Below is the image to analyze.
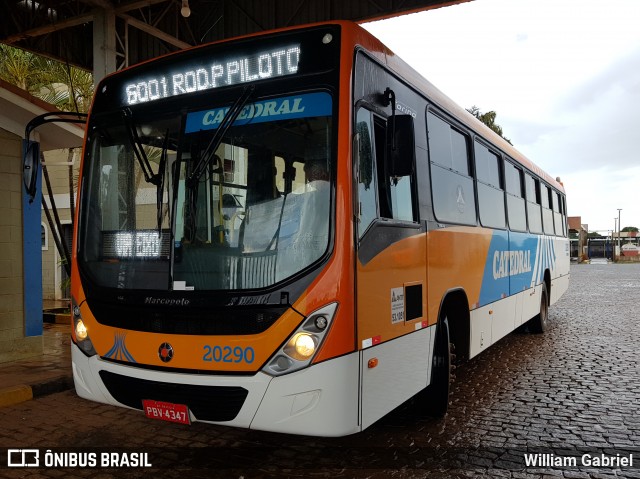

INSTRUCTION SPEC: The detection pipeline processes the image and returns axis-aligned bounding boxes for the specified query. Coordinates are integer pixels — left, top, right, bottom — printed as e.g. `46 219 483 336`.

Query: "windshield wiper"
156 128 169 231
122 108 162 186
122 109 169 233
187 85 254 188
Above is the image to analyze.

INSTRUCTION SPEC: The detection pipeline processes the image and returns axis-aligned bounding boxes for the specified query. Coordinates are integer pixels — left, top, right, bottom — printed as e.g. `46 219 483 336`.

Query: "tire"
424 316 452 417
530 282 549 333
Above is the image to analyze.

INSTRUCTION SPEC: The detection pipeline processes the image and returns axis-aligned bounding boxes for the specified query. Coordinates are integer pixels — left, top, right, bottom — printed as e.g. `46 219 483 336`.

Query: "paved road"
1 263 640 478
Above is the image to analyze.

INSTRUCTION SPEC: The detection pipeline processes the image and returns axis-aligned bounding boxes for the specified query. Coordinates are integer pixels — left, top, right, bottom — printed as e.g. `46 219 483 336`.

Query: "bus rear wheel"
530 282 549 333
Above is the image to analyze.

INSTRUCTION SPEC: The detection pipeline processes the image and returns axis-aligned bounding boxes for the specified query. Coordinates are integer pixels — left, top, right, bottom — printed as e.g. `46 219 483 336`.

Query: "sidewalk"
0 316 73 407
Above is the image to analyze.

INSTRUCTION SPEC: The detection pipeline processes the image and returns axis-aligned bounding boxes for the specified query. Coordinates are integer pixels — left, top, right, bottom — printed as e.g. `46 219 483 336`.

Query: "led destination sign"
124 45 301 105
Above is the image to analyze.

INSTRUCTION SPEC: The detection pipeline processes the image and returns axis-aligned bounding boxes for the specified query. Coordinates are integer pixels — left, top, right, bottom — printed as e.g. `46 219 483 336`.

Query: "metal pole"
618 208 622 260
614 218 617 261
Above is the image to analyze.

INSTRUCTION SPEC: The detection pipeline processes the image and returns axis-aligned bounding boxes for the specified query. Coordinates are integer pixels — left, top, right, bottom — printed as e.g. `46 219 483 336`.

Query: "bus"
70 21 570 437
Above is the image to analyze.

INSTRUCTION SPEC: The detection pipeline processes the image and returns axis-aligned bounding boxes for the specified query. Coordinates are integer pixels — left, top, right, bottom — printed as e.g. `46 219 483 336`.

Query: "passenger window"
474 142 501 188
428 112 470 175
427 111 476 225
505 161 522 196
552 190 564 237
541 184 555 235
474 141 505 229
540 184 550 208
561 195 568 237
504 161 527 232
525 173 543 234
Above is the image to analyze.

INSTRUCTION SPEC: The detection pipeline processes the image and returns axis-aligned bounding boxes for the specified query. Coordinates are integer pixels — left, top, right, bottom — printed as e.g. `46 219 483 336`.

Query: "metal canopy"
0 0 470 73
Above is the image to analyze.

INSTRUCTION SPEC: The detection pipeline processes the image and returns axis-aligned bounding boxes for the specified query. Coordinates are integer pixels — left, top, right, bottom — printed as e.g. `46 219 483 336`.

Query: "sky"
364 0 640 234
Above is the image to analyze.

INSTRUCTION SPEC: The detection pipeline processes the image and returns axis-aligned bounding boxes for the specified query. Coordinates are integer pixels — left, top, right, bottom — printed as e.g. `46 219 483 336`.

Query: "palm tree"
0 44 94 113
37 58 94 113
0 44 43 92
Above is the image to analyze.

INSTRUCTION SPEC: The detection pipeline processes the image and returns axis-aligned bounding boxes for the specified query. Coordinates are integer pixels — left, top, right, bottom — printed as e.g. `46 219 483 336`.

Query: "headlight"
286 333 317 361
263 303 337 376
75 319 88 340
72 298 97 357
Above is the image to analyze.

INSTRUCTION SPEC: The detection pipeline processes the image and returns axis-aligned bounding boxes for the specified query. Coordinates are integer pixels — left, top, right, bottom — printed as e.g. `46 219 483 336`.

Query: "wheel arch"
436 288 471 362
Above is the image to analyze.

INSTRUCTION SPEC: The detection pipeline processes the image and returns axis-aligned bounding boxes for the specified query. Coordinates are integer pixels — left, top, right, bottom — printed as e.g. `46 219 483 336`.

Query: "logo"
144 297 190 306
456 185 466 213
396 101 417 118
158 343 174 363
7 449 39 467
104 332 137 363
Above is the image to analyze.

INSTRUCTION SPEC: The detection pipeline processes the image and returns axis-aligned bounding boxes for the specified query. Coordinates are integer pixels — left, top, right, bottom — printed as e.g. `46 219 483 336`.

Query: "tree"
0 44 46 93
466 106 512 145
621 226 639 233
38 59 94 113
0 44 93 113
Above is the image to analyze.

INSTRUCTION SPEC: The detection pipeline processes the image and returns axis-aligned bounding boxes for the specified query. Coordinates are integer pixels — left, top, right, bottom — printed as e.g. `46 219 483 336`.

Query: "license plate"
142 399 191 425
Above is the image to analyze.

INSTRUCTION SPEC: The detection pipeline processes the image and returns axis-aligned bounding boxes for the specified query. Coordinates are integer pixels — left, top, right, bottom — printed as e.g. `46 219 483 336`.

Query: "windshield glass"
80 91 333 291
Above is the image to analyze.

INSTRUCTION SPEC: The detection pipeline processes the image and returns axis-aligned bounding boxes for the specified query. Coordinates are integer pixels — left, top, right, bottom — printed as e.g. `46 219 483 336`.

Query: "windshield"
80 91 333 291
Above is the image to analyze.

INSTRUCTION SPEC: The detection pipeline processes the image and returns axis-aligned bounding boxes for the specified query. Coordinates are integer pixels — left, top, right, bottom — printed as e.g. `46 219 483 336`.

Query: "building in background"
0 79 82 362
568 216 588 262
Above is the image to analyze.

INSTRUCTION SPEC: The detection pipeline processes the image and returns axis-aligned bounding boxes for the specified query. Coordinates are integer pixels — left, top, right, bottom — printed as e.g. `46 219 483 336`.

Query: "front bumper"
72 342 360 436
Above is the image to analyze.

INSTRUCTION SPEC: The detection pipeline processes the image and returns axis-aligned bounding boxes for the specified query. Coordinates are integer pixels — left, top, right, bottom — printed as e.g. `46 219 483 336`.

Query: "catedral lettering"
493 249 532 279
71 22 569 437
202 97 305 126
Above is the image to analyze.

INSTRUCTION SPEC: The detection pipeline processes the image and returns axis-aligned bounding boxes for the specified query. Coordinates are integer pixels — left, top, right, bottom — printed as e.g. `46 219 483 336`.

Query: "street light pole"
614 218 618 261
618 208 622 260
609 230 613 260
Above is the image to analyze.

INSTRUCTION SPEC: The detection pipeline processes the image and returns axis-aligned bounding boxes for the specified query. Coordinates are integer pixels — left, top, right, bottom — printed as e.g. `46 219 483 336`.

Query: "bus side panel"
469 293 518 358
551 273 570 305
522 283 543 324
550 237 570 305
427 226 494 323
360 326 434 430
356 232 427 346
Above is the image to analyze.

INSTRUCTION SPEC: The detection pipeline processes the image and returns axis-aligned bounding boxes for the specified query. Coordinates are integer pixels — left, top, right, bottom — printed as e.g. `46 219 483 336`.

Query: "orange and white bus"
71 21 569 436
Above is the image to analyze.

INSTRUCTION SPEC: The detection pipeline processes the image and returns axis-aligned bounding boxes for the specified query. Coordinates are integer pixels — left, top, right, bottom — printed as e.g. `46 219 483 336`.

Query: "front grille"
99 371 248 422
89 299 286 335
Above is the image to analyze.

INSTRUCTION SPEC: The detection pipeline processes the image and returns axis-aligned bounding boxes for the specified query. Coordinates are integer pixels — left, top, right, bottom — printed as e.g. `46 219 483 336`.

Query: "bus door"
353 101 430 429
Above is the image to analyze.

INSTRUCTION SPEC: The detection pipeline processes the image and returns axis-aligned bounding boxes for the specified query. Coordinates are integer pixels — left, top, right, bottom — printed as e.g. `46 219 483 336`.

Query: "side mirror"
387 114 415 178
23 140 40 203
22 111 87 203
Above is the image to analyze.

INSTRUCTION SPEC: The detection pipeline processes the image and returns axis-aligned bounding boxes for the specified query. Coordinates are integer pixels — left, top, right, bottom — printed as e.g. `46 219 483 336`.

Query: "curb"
0 376 74 408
